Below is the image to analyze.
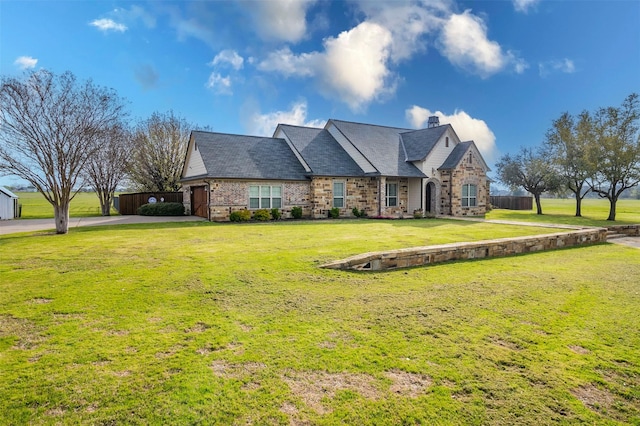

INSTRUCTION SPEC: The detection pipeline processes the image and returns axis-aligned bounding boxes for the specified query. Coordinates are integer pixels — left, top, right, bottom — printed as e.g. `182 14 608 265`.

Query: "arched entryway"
425 180 438 215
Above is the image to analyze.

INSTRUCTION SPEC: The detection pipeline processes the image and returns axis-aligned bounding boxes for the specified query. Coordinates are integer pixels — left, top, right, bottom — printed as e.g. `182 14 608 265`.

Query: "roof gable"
186 131 309 181
277 124 365 177
0 186 18 199
438 141 490 171
400 125 450 162
327 120 425 178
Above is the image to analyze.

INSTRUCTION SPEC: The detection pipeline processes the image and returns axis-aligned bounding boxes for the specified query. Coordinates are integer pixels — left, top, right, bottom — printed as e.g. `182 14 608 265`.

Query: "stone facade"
440 150 489 216
322 228 608 271
183 179 311 221
309 176 411 218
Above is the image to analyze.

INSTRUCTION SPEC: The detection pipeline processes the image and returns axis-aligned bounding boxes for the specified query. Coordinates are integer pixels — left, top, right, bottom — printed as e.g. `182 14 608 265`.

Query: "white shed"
0 187 19 220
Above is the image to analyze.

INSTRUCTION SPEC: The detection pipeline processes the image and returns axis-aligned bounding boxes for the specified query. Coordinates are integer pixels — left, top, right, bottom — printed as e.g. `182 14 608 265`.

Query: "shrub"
291 206 303 219
352 207 367 218
413 209 424 219
137 202 185 216
253 209 271 221
329 207 340 219
271 208 281 220
229 209 251 222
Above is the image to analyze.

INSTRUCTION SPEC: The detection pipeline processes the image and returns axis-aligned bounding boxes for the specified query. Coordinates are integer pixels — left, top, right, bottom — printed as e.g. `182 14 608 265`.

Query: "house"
0 186 19 220
180 117 490 221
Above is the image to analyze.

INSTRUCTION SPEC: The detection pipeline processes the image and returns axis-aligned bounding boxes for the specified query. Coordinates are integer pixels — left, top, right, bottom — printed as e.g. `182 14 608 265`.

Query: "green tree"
587 93 640 221
544 111 593 217
0 70 127 233
495 147 563 215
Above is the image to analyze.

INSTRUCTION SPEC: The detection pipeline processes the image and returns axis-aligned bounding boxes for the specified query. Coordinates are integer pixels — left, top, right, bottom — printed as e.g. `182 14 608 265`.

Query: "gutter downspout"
378 177 382 217
204 180 212 220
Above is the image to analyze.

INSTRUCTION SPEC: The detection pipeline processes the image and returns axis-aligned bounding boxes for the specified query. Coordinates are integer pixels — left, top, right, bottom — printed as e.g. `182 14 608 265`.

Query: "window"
462 184 477 207
333 182 344 208
249 185 282 209
445 137 449 148
386 182 398 207
468 152 473 164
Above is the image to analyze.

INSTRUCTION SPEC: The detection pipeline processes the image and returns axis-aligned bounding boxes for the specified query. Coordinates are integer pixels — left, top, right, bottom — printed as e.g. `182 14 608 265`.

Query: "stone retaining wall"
322 228 607 271
607 225 640 236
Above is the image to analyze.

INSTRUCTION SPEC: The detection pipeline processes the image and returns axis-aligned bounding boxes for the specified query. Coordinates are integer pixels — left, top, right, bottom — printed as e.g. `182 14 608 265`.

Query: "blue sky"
1 0 639 187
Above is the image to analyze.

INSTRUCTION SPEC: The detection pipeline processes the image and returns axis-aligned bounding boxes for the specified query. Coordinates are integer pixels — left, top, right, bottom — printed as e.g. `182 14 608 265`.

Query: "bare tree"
84 124 131 216
128 111 191 192
0 70 127 233
587 93 640 221
495 147 563 215
544 111 593 217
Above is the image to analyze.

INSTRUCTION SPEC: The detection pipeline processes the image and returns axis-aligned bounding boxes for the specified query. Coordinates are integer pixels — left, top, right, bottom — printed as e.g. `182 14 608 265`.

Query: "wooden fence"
490 195 533 211
116 192 183 215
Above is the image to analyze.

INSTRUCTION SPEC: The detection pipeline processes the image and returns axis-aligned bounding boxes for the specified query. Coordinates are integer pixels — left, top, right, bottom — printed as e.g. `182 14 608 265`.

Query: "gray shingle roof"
400 125 450 161
191 131 309 180
329 120 426 178
438 141 474 170
278 125 365 176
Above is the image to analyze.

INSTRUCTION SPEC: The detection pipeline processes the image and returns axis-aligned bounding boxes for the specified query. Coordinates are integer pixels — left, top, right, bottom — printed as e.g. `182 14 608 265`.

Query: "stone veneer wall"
321 228 607 271
440 151 489 216
183 179 311 221
310 177 411 218
310 177 379 218
607 225 640 236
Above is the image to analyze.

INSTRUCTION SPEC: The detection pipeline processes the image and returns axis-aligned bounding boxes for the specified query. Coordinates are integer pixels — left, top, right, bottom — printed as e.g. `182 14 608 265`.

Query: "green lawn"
15 192 118 219
488 198 640 227
1 219 638 424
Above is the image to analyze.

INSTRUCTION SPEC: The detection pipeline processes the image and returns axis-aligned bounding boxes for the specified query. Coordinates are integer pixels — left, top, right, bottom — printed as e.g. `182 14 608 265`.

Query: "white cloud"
539 58 576 77
258 3 527 110
438 10 526 77
113 5 156 28
406 105 499 162
14 56 38 70
319 22 396 111
211 50 244 70
513 0 539 13
258 22 396 111
89 18 127 33
206 73 233 95
245 101 325 136
244 0 316 43
258 47 319 77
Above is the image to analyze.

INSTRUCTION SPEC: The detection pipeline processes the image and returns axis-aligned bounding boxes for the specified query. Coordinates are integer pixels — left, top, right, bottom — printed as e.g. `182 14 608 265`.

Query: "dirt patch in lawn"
572 384 614 412
385 369 432 398
210 360 266 380
568 345 590 355
0 314 47 350
282 369 432 414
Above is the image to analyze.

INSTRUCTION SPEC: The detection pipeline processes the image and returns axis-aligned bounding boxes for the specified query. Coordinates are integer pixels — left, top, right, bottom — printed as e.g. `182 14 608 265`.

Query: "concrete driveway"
0 215 206 235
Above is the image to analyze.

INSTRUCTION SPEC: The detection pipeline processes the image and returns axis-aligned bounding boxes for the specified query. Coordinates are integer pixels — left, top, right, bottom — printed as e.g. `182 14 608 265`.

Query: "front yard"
1 218 639 424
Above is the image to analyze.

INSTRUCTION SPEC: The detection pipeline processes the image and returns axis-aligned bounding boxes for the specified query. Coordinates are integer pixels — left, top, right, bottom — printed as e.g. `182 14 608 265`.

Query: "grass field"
15 192 118 219
487 198 640 227
1 214 639 424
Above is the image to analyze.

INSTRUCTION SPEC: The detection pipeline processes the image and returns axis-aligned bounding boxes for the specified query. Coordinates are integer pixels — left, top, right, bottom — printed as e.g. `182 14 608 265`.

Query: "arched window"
445 137 449 147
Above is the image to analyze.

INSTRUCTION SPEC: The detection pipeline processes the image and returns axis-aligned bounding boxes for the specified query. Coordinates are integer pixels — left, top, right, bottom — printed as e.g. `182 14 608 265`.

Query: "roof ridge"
329 118 411 131
278 123 324 131
193 129 282 140
400 124 450 135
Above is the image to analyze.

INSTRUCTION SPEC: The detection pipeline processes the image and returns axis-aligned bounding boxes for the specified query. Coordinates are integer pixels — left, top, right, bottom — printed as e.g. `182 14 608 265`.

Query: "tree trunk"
607 196 617 221
101 194 112 216
534 193 543 215
53 203 70 234
575 196 582 217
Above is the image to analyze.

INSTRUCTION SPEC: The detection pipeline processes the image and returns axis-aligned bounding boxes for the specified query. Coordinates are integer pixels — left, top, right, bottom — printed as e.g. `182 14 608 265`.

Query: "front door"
191 186 208 218
425 182 436 215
